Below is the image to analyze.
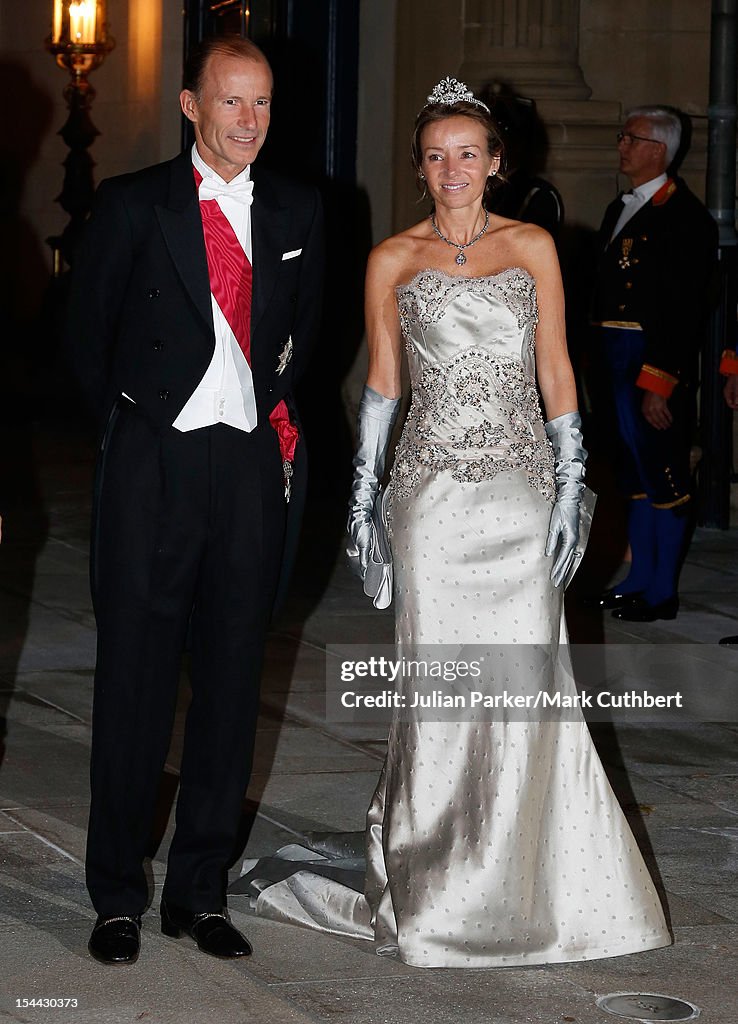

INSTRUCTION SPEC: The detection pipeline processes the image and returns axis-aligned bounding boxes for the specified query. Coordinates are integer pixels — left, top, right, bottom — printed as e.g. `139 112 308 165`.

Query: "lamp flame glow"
47 0 113 80
69 2 97 44
51 1 108 49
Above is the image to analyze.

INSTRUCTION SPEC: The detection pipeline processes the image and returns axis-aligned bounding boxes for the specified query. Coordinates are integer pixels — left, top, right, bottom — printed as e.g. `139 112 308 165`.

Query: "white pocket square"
281 249 302 261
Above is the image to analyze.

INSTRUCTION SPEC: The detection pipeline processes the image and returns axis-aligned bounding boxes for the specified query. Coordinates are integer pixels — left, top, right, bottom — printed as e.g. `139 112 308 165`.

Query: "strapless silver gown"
246 269 671 968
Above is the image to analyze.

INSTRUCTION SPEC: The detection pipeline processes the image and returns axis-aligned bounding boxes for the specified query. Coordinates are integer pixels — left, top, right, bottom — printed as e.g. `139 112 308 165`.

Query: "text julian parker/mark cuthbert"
339 689 684 710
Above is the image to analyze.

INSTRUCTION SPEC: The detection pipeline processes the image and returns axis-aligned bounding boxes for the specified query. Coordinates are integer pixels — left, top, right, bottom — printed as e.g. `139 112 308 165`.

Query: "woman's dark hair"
410 101 505 208
183 35 271 98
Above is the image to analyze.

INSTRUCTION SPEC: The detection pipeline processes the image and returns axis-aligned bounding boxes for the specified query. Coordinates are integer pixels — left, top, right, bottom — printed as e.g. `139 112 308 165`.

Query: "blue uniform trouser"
598 327 692 602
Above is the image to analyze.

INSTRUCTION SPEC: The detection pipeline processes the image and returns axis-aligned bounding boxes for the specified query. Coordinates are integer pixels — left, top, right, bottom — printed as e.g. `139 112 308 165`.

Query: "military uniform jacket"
593 177 717 397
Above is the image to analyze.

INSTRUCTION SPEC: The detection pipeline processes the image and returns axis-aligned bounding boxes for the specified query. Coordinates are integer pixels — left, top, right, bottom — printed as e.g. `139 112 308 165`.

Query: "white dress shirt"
172 145 258 433
610 172 668 242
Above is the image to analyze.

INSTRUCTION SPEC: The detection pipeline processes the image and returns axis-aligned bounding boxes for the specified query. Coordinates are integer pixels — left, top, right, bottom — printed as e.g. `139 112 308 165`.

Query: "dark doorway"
182 0 360 185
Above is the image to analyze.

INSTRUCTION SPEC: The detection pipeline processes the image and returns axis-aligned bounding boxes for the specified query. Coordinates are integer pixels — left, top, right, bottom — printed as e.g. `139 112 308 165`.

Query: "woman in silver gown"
250 78 671 968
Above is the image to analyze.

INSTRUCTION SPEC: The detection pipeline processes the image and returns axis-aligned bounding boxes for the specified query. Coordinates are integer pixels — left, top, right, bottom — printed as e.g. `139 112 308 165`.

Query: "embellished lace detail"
451 422 507 449
392 435 554 504
390 348 555 504
396 267 537 337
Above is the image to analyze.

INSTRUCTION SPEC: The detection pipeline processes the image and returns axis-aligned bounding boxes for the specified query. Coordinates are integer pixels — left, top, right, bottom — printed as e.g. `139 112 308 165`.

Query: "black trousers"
86 401 286 916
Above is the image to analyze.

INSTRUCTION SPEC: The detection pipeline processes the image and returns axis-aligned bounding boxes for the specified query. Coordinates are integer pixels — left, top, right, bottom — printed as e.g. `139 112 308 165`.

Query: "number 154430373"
15 999 79 1009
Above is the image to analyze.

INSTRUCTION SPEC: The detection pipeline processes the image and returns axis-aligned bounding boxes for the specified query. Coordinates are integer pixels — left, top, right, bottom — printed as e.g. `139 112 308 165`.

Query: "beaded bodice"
391 267 555 503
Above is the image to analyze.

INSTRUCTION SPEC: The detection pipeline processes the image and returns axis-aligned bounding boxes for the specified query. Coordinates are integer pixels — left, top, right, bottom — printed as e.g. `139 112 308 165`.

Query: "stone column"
460 0 591 99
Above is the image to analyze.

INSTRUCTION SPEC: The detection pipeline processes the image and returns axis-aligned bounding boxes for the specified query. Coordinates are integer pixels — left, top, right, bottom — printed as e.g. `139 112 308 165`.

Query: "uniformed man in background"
590 106 717 621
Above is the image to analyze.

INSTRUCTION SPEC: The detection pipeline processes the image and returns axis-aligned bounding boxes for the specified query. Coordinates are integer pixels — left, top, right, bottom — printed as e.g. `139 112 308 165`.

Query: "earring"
419 173 426 180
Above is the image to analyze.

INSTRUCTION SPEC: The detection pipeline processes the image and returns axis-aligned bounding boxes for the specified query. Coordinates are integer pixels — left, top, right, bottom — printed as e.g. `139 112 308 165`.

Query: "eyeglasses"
616 131 664 146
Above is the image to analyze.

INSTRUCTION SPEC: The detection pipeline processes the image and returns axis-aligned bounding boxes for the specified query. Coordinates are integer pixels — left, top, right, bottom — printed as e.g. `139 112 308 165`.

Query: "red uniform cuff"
719 350 738 376
636 364 677 398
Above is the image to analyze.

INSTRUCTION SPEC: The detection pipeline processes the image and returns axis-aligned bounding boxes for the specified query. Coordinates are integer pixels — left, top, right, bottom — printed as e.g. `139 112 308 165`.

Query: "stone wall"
580 1 711 115
390 0 717 235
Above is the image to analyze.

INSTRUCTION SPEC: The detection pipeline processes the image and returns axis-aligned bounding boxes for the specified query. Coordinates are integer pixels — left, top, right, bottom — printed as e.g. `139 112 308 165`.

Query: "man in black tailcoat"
65 36 323 964
591 106 716 621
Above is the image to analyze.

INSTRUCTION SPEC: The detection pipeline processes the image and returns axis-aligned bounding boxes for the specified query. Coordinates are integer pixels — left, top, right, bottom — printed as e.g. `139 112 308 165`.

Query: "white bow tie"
621 191 638 205
198 177 254 205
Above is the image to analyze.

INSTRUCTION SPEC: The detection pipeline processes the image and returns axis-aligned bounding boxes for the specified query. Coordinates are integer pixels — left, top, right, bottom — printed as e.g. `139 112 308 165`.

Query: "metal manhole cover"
597 993 700 1022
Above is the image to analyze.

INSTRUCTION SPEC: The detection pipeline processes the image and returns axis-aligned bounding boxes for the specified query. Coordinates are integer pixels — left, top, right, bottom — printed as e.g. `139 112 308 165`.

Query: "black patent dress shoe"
88 915 141 964
718 635 738 646
582 588 644 610
612 595 679 622
160 901 252 958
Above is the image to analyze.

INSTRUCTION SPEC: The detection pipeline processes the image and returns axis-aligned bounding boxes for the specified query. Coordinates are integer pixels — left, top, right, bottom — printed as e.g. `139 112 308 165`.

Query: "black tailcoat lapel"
250 169 290 335
154 152 214 338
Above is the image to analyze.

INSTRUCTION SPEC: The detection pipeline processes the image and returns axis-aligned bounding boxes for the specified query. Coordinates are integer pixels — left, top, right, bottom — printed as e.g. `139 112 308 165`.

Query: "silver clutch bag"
363 486 393 610
562 485 597 590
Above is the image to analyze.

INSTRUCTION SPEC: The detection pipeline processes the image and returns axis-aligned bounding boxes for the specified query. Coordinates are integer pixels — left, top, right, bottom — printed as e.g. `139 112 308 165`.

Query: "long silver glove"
544 411 587 588
346 385 400 579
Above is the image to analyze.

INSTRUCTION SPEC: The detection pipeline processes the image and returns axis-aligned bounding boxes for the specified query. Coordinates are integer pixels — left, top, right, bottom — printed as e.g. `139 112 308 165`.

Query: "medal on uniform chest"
619 237 634 270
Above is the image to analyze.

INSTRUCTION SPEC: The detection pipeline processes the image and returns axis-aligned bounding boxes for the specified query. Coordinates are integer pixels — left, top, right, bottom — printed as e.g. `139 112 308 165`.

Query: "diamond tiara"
424 77 490 114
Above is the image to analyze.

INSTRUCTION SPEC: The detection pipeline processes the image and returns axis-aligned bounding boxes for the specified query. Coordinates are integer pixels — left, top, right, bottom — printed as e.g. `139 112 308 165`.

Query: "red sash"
195 168 252 363
195 167 299 491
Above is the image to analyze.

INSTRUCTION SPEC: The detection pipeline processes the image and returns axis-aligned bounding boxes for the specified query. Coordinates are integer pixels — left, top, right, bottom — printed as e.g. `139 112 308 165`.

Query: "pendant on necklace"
455 251 467 266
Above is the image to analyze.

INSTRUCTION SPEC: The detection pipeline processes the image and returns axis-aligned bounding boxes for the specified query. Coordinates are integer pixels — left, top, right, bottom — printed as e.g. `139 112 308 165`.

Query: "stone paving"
1 421 737 1024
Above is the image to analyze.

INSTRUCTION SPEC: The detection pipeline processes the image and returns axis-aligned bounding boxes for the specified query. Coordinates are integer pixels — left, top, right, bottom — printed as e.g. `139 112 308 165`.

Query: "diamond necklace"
430 209 489 266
